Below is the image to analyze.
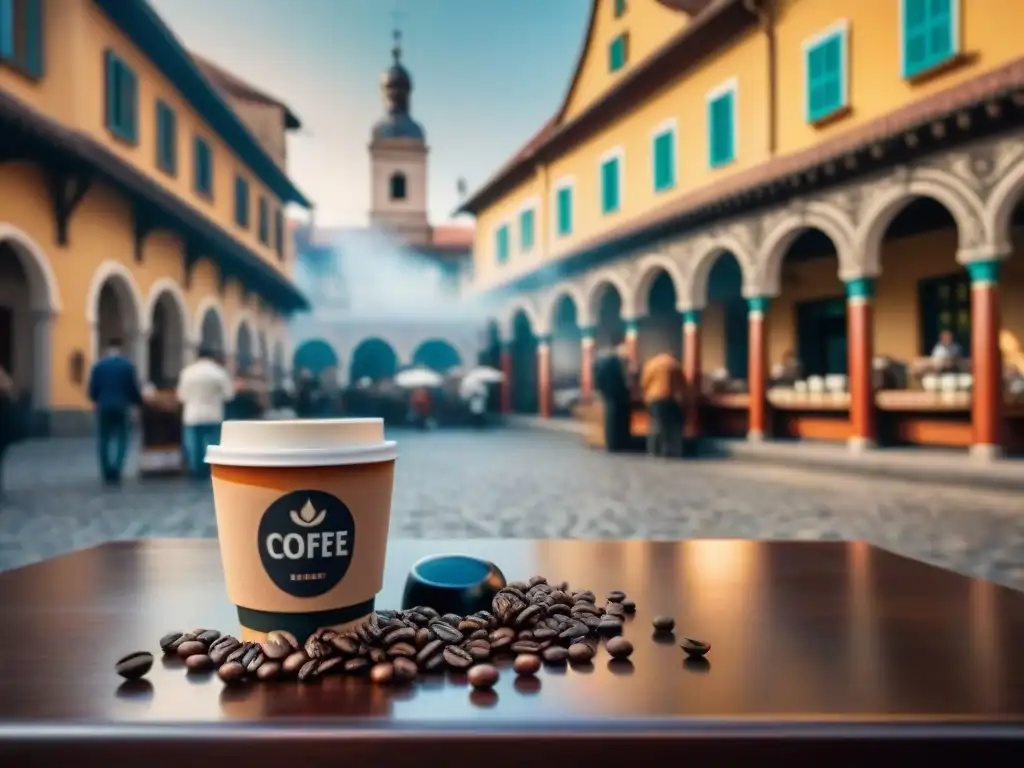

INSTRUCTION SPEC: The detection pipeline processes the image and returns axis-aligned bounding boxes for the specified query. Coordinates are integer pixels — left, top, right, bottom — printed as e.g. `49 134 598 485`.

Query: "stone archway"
349 337 399 385
0 225 61 411
293 338 340 378
87 262 143 366
145 280 188 387
235 319 255 375
197 304 227 359
510 309 538 414
411 339 462 373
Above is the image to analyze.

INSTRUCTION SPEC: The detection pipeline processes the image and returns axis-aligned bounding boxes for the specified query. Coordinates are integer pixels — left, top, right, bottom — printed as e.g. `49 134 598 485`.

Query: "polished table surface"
1 538 1023 764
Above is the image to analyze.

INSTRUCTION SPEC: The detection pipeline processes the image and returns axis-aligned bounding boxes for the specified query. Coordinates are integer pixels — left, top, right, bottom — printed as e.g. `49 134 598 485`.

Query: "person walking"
592 343 632 452
176 347 236 479
640 352 686 458
87 338 143 485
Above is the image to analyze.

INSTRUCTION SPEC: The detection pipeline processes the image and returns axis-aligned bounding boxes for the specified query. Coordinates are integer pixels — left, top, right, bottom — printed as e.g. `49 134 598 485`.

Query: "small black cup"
401 554 507 616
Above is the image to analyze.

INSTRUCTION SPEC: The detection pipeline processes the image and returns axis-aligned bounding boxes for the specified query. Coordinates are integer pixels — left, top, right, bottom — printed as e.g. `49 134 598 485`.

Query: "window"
495 224 510 264
519 207 535 253
614 0 627 18
193 136 213 197
608 33 628 73
0 0 43 77
901 0 957 79
274 207 284 259
706 79 737 168
600 150 623 215
155 100 176 174
918 273 971 356
804 21 848 123
555 182 573 237
234 176 250 228
389 172 407 201
258 197 269 244
104 50 137 143
652 121 676 193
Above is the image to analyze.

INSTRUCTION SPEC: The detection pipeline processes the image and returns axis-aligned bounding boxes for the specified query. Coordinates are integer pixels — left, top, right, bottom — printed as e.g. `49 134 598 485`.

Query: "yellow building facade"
0 0 309 435
464 0 1024 458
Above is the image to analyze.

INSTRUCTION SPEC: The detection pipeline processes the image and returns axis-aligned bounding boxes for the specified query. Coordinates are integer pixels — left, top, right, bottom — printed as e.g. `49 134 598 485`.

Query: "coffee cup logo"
256 489 356 598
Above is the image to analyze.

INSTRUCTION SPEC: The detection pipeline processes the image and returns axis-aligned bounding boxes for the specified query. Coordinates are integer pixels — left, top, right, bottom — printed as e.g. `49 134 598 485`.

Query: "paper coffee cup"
206 418 398 642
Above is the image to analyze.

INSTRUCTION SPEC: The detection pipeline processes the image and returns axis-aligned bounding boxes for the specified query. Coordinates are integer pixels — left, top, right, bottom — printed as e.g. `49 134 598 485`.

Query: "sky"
148 0 590 228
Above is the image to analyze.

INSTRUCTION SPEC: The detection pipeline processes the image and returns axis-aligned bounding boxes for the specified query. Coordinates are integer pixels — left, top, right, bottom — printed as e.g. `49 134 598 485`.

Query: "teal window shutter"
0 0 12 59
124 66 138 142
902 0 954 78
601 156 620 214
609 34 627 72
156 101 176 173
557 187 573 236
495 225 509 264
24 0 42 76
234 176 249 227
653 130 675 192
806 31 844 122
614 0 627 18
258 197 269 243
104 50 118 131
708 90 735 168
195 137 212 196
520 209 534 251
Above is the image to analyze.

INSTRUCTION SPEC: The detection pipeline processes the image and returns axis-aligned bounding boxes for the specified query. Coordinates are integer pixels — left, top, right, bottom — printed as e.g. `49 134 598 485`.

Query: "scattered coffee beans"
652 615 675 632
115 651 154 680
121 576 710 703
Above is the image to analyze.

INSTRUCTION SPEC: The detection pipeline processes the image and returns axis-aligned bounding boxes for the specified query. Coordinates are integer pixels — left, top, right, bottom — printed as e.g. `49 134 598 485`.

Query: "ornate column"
682 310 702 439
624 318 639 371
537 335 552 419
499 341 512 414
845 277 876 451
747 296 769 441
967 259 1003 460
580 326 595 401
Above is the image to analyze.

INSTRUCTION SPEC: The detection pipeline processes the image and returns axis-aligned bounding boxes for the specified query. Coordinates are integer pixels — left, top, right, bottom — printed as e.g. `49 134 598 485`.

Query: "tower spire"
392 28 402 64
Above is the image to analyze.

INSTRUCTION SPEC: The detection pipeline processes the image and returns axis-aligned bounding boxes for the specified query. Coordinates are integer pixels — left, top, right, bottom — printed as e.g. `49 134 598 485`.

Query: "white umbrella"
394 366 444 389
462 366 505 388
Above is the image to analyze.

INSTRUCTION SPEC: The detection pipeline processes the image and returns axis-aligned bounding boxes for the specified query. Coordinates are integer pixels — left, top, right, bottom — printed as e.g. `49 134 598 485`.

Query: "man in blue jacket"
88 338 142 485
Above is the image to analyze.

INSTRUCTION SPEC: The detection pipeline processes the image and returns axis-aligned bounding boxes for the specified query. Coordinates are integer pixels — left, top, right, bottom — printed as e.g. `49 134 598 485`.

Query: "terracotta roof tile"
191 53 301 130
431 224 474 249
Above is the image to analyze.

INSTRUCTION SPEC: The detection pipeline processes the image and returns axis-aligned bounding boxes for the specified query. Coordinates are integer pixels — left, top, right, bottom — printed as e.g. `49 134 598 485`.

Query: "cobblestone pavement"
1 428 1023 590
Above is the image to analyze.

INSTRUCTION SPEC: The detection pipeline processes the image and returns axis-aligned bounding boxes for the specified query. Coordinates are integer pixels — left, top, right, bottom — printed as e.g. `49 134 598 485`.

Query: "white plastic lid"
205 418 398 467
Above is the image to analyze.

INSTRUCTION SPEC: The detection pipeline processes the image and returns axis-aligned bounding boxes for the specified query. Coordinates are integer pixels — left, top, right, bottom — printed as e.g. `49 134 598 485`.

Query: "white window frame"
517 196 540 255
597 146 625 215
704 76 739 169
493 218 512 265
650 118 678 192
552 175 575 239
801 19 850 123
897 0 961 79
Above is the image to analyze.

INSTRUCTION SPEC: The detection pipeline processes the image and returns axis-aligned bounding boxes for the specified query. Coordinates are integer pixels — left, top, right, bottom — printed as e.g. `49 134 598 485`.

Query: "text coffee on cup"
256 489 356 597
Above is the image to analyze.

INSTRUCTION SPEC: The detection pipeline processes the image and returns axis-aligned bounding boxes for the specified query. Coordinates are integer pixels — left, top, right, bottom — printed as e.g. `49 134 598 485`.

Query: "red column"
499 344 512 414
747 297 768 440
845 278 876 450
580 328 595 401
537 337 552 419
968 260 1003 459
682 310 702 439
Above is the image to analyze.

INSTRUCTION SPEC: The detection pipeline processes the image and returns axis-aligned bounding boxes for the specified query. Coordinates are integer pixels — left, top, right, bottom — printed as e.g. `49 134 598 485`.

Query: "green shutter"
235 177 249 227
0 0 12 59
259 198 269 243
902 0 953 77
25 0 42 76
653 130 674 192
708 91 735 167
806 32 843 122
495 225 509 264
520 209 534 251
557 187 572 236
614 0 627 18
601 157 620 214
104 51 118 131
609 35 626 72
124 67 138 142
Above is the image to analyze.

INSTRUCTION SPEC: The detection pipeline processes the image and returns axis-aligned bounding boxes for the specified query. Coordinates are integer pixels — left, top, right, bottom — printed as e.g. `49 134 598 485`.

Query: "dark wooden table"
1 539 1023 764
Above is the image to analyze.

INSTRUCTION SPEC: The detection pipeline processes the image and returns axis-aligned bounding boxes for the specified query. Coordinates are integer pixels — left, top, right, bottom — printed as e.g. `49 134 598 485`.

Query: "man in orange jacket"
640 352 686 457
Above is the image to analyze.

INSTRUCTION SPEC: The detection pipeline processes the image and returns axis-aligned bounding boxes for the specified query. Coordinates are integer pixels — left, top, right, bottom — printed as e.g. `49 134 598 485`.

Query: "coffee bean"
218 662 247 684
440 613 462 627
244 648 265 674
167 633 198 653
606 590 626 603
262 638 292 660
467 664 499 690
329 634 359 656
414 627 432 649
176 640 207 659
557 623 589 641
652 615 676 632
158 632 184 653
430 622 464 645
369 647 388 664
512 654 541 676
606 637 634 659
304 636 330 659
517 630 534 641
680 637 711 657
621 599 636 613
458 617 487 632
185 654 214 672
597 619 623 636
532 627 557 641
442 645 474 670
256 661 281 681
343 657 370 674
266 630 300 651
415 638 444 666
196 629 221 645
567 643 594 664
605 602 626 618
369 661 394 685
392 657 418 683
541 646 568 664
383 627 416 646
386 642 417 658
510 640 541 654
297 659 320 682
465 644 490 662
316 657 344 677
282 651 309 675
209 638 241 666
514 604 543 627
115 651 153 680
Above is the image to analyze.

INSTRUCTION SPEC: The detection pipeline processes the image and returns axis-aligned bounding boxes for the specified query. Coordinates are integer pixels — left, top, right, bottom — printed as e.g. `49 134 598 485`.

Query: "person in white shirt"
929 329 963 372
176 348 236 479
